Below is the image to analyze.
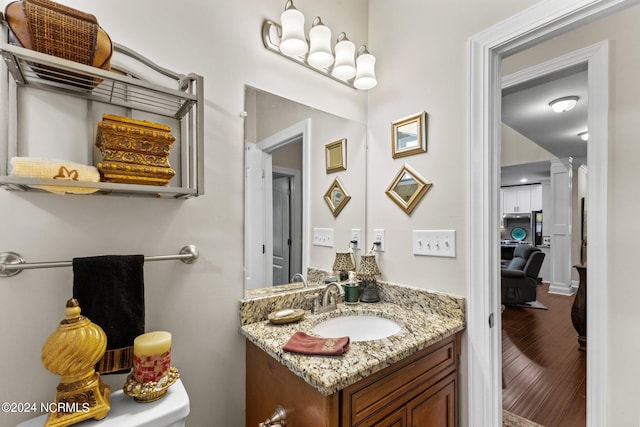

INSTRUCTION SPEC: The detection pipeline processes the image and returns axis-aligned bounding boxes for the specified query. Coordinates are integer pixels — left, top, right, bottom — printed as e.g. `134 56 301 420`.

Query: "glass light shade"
354 51 377 90
549 96 579 113
279 5 308 57
308 21 334 68
332 35 356 79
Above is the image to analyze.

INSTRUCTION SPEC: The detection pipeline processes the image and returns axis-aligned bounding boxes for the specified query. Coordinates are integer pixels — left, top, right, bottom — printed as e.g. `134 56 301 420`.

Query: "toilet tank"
16 379 190 427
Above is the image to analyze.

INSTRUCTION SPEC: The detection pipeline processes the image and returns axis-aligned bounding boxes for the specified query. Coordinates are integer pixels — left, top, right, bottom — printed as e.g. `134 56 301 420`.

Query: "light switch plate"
413 230 456 258
313 228 334 247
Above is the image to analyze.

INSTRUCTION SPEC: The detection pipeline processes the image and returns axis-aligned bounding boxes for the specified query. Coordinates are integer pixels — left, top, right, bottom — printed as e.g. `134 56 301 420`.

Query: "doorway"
499 51 590 425
244 119 309 289
272 167 302 285
466 1 640 425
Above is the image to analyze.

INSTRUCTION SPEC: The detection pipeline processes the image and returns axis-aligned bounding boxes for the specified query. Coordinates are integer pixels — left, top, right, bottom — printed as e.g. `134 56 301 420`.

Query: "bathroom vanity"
240 283 465 426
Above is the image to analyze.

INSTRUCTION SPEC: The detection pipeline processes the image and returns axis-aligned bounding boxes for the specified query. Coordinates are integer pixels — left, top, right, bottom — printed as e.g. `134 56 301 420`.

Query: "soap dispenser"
343 272 360 304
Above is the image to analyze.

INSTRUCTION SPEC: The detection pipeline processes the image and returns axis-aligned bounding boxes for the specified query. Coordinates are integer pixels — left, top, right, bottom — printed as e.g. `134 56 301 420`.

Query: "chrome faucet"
290 273 308 288
315 282 343 314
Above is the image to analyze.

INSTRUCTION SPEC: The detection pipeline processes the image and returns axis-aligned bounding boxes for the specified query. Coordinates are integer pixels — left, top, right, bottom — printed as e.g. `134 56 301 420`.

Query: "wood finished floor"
502 282 586 427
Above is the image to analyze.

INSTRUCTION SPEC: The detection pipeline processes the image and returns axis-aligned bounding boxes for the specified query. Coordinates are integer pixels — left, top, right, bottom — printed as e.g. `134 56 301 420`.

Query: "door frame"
254 119 310 287
467 0 640 425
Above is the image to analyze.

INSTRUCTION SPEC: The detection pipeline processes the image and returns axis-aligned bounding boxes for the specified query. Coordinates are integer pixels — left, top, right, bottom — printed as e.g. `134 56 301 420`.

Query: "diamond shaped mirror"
324 178 351 217
385 164 432 215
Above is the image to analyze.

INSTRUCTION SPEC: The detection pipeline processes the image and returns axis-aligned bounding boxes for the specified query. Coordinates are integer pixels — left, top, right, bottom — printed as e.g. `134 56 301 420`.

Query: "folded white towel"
9 157 100 195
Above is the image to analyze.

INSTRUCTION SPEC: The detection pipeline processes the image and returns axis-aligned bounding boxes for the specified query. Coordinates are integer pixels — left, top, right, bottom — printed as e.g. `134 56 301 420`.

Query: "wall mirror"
385 163 431 215
391 111 427 158
244 86 366 297
324 178 351 217
325 138 347 173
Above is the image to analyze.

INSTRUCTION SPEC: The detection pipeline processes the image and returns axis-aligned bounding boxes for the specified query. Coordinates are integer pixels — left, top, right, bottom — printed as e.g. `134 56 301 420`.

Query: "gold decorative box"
95 114 176 186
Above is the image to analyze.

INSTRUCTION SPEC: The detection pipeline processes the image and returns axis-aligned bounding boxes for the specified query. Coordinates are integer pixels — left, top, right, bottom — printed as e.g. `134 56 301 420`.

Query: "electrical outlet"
412 230 456 258
313 228 334 247
351 228 361 250
373 229 385 252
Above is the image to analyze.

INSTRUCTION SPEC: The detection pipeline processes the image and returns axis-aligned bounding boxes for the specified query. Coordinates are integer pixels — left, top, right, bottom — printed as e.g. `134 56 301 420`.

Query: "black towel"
72 254 145 374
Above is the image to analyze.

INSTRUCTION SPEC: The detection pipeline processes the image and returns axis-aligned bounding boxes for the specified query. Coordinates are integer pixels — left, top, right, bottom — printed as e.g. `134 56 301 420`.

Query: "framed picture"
385 163 432 215
391 111 427 158
324 178 351 217
325 138 347 173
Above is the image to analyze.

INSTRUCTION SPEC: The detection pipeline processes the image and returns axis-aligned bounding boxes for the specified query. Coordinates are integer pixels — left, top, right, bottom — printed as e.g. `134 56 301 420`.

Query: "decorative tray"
268 308 305 325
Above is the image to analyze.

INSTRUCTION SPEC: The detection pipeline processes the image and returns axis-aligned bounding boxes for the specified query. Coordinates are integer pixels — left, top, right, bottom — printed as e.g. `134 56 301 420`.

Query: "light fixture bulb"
307 17 334 69
354 45 377 90
332 33 356 80
279 1 308 57
578 131 589 141
549 96 579 113
520 177 528 183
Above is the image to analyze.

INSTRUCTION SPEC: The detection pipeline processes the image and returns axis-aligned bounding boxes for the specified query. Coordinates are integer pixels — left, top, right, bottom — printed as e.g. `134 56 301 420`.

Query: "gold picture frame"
391 111 427 158
325 138 347 173
324 178 351 217
385 164 432 215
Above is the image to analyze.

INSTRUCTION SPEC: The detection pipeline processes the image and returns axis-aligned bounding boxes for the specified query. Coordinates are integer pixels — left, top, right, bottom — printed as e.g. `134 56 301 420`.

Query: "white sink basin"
312 315 402 342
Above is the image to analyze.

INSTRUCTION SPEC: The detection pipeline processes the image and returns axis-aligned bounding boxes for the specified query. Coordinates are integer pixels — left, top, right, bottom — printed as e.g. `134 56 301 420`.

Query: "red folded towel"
283 332 350 356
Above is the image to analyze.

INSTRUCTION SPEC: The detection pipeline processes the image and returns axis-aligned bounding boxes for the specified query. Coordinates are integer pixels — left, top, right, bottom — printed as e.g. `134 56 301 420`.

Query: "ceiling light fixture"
262 1 377 90
578 131 589 141
549 96 579 113
520 177 528 183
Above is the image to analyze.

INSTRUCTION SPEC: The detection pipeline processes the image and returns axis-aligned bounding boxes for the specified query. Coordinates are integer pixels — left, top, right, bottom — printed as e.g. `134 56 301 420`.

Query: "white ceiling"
500 65 588 186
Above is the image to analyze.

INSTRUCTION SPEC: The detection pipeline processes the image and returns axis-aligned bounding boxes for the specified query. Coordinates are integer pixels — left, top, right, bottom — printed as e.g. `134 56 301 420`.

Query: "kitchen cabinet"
501 185 542 215
0 27 204 198
246 333 460 427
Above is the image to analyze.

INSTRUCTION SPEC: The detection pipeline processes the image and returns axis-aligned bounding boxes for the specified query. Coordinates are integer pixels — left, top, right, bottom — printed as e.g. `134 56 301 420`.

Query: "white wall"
367 1 538 425
0 1 368 426
501 123 556 166
503 5 640 424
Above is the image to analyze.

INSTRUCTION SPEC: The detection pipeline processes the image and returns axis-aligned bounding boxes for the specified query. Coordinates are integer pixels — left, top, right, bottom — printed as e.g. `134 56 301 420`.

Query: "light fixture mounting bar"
262 19 356 89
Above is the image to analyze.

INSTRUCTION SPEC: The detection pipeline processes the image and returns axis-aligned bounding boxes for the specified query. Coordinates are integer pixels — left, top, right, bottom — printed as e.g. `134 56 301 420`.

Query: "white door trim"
256 119 311 285
468 1 639 425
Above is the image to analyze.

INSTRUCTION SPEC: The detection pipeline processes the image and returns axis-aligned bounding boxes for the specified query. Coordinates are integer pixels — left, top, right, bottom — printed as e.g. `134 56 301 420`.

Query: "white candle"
133 331 172 383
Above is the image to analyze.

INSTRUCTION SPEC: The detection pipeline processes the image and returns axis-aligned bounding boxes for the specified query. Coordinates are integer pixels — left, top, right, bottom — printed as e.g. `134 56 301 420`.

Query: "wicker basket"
4 0 112 88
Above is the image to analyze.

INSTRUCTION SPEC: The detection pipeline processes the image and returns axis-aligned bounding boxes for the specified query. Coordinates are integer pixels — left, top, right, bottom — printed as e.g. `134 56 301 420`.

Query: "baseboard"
548 282 575 296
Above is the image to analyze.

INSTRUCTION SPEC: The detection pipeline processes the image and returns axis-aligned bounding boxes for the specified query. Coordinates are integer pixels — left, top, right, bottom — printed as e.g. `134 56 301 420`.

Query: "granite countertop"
240 284 465 396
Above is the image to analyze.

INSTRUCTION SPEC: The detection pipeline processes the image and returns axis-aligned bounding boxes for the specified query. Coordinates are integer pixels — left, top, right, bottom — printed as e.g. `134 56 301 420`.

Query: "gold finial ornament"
41 299 111 426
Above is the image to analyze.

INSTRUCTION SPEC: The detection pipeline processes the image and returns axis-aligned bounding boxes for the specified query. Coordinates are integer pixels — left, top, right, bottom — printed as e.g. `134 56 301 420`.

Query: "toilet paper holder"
259 405 287 426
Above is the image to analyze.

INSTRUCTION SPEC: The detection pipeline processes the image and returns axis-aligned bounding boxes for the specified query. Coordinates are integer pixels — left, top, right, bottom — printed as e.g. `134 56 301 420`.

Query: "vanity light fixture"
332 32 357 79
549 96 579 113
578 131 589 141
262 1 377 90
278 0 308 57
354 45 377 90
308 17 334 68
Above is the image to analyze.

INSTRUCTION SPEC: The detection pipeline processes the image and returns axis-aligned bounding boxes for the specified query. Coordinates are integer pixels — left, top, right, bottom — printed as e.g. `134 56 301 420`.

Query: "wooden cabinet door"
407 373 457 427
370 406 407 427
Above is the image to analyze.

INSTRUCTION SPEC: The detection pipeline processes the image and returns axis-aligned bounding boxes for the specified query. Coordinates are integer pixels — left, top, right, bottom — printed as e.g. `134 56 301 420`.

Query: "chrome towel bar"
0 245 199 278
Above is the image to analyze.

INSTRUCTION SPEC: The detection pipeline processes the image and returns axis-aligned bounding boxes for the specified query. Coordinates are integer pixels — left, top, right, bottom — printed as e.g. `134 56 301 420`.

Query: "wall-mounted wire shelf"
0 16 204 199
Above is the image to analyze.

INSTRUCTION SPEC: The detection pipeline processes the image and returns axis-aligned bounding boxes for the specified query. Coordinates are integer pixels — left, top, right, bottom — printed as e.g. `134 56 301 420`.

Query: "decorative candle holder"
41 299 111 427
333 250 355 282
123 331 179 402
357 254 381 303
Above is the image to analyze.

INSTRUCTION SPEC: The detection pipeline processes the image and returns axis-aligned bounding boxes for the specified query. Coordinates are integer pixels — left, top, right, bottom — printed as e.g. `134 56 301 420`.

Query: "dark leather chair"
501 245 545 304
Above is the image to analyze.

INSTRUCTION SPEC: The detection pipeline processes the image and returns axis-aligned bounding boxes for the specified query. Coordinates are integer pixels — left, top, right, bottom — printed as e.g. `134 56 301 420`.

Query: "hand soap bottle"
344 272 360 304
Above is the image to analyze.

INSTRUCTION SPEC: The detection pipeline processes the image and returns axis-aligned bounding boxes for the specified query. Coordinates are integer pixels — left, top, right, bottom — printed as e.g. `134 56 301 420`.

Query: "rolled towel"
283 332 350 356
9 156 100 195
